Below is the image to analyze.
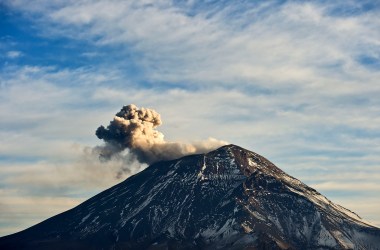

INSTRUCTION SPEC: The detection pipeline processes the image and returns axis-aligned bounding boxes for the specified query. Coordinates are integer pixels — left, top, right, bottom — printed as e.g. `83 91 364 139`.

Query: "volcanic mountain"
1 145 380 249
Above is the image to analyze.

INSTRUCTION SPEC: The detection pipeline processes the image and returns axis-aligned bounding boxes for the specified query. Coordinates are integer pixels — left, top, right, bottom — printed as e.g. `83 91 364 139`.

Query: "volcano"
1 144 379 249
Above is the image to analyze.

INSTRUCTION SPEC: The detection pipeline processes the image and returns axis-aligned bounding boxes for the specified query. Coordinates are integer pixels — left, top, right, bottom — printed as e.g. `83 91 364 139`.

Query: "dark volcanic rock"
1 145 380 249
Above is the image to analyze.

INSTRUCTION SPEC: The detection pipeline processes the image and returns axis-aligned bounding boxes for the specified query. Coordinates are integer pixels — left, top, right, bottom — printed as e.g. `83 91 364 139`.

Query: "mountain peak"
205 144 285 178
1 145 379 249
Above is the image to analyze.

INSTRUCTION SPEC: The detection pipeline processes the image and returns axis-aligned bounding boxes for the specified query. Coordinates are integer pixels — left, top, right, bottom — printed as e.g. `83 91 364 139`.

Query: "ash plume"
96 104 227 164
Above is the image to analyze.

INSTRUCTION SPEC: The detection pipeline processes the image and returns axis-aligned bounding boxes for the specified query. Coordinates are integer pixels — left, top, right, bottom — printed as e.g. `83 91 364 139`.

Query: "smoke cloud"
96 104 227 164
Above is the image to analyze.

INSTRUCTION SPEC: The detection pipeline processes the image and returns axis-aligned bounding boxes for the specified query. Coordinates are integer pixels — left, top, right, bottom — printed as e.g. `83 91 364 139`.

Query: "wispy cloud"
0 190 84 236
1 0 380 235
312 181 380 192
6 50 22 58
8 0 379 86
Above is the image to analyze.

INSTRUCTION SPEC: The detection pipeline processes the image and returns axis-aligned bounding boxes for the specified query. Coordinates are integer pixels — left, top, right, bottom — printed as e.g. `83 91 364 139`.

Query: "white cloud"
1 0 380 234
1 61 380 234
311 181 380 192
6 50 22 58
0 190 84 236
6 1 380 95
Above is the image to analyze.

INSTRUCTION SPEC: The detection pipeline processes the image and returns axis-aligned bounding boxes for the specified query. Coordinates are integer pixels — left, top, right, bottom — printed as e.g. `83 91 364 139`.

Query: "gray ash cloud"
96 104 227 165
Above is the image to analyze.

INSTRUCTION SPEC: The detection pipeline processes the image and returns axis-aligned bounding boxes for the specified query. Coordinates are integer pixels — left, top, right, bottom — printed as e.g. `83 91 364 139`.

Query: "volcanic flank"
1 145 380 249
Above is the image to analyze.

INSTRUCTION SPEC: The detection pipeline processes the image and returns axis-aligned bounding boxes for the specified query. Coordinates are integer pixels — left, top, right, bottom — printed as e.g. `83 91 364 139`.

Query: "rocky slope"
1 145 379 249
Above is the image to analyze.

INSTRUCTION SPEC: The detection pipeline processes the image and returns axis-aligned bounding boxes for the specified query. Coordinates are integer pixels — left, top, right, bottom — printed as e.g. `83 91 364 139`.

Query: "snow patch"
331 230 354 249
317 225 337 247
197 156 207 180
248 158 258 168
80 213 92 225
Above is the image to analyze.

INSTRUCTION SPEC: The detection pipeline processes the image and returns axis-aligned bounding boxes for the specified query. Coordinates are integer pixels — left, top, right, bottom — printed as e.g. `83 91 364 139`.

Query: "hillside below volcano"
1 144 379 249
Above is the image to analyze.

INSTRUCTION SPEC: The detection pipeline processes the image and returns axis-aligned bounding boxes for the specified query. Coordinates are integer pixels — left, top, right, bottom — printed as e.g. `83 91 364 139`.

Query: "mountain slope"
1 145 379 249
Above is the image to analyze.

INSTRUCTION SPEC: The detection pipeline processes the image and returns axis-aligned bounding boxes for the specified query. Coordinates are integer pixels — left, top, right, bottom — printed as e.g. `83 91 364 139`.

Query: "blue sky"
1 0 380 236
